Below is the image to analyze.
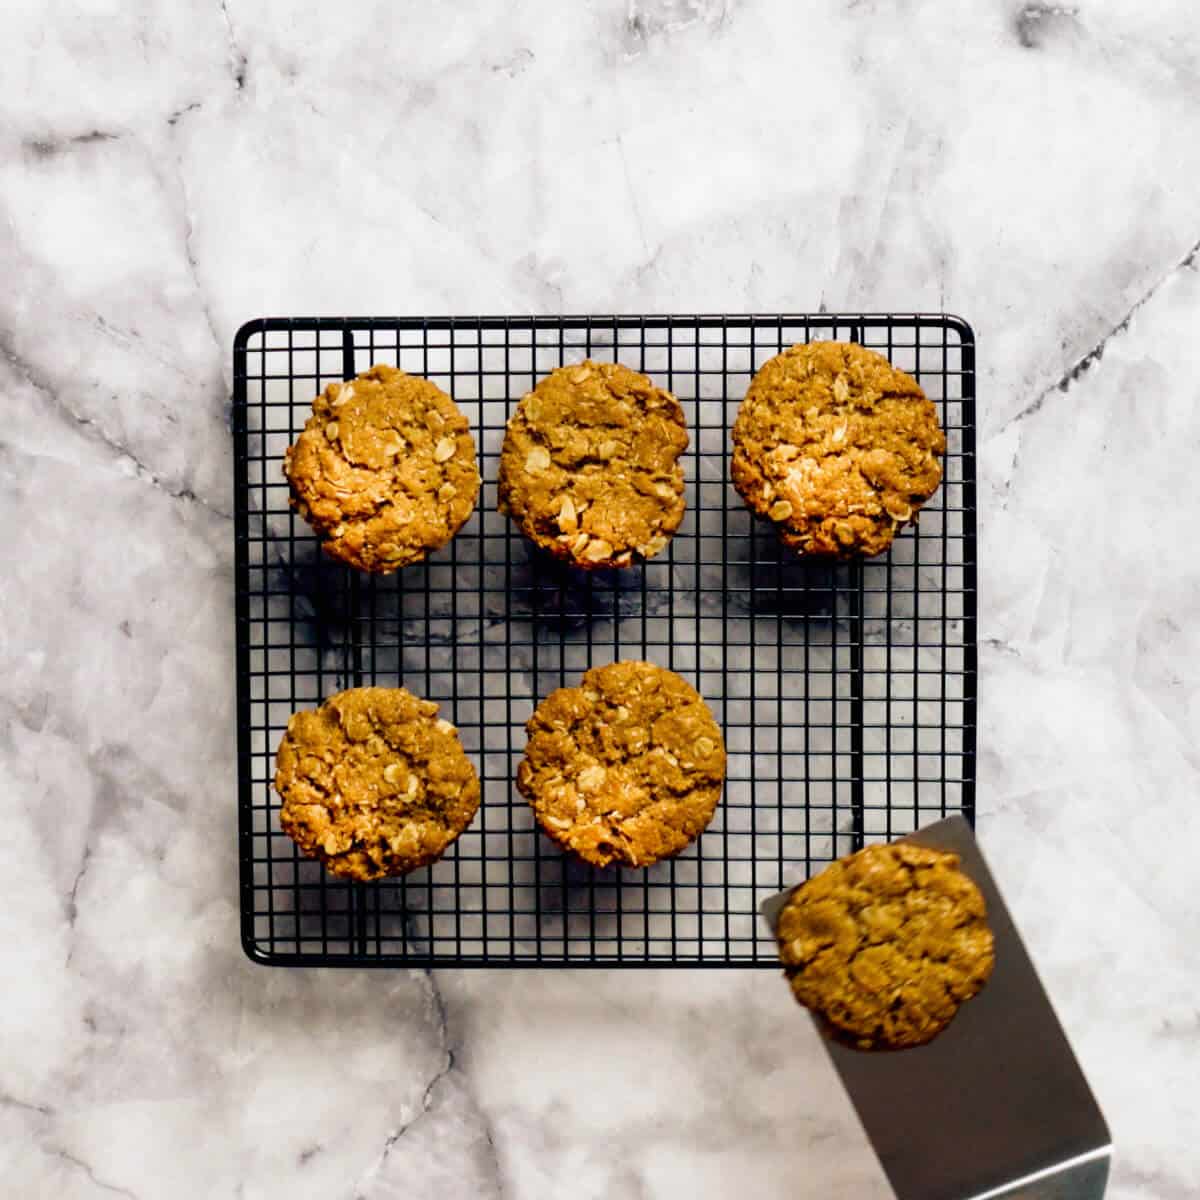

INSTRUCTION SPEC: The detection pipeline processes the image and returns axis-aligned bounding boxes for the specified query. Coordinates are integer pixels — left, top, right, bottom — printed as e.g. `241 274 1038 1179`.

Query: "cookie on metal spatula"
775 841 995 1050
760 818 1111 1200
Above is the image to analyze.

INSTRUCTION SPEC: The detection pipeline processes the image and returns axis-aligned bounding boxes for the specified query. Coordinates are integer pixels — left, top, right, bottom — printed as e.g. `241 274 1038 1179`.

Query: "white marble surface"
3 1 1199 1196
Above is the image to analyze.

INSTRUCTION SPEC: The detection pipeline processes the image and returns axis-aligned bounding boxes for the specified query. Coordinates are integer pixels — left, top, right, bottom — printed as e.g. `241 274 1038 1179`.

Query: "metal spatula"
760 816 1112 1200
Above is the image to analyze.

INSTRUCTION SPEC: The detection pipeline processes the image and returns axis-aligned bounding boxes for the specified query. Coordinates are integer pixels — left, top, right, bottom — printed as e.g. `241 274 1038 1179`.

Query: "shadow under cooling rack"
232 313 977 967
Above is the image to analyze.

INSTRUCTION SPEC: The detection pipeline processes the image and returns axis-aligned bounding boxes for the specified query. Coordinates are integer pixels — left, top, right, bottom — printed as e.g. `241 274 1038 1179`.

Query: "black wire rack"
233 314 976 967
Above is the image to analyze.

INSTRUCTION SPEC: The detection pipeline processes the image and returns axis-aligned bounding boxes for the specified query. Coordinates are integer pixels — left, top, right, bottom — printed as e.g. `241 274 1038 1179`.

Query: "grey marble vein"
2 334 229 517
1005 234 1200 428
218 0 249 92
53 1148 140 1200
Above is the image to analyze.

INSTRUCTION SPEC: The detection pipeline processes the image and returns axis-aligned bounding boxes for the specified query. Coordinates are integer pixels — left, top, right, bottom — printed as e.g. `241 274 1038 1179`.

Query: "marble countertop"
4 1 1199 1197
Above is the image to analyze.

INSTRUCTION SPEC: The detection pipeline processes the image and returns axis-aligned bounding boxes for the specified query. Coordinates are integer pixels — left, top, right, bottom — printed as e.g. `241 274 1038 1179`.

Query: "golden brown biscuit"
274 686 480 881
284 364 480 573
731 342 945 557
776 842 995 1050
517 661 725 868
497 361 688 569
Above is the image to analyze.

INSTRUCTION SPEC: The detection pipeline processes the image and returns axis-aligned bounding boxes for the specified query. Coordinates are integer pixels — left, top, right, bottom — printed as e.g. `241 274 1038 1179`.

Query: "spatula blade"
761 816 1111 1200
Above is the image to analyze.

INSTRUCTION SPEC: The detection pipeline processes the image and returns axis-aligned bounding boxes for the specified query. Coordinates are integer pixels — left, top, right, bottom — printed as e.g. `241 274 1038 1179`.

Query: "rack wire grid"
233 313 976 968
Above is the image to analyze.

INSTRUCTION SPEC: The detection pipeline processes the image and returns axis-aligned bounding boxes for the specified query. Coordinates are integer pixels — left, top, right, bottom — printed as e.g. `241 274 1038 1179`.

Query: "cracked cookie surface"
284 364 480 573
517 661 725 868
274 687 480 881
731 342 945 558
497 361 688 569
776 842 995 1050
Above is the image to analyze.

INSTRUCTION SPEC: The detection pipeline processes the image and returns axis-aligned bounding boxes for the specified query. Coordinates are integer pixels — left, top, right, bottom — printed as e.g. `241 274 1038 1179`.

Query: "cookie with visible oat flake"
731 342 945 558
284 364 480 573
517 661 725 868
776 842 995 1050
274 686 480 881
497 361 688 569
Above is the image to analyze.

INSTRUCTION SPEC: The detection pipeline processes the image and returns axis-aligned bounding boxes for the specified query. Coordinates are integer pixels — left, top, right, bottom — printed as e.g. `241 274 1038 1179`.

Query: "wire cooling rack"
233 314 976 967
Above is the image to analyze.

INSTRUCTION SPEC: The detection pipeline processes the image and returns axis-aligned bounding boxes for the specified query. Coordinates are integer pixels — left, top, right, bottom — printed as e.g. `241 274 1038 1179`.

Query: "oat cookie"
776 842 995 1050
274 686 480 882
517 661 725 868
284 364 480 573
497 361 688 569
731 342 945 558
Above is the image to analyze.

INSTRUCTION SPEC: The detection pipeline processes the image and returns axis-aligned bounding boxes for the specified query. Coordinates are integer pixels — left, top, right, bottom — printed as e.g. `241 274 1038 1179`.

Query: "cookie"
274 686 480 882
776 842 995 1050
284 364 480 573
497 361 688 569
731 342 945 558
517 661 725 868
